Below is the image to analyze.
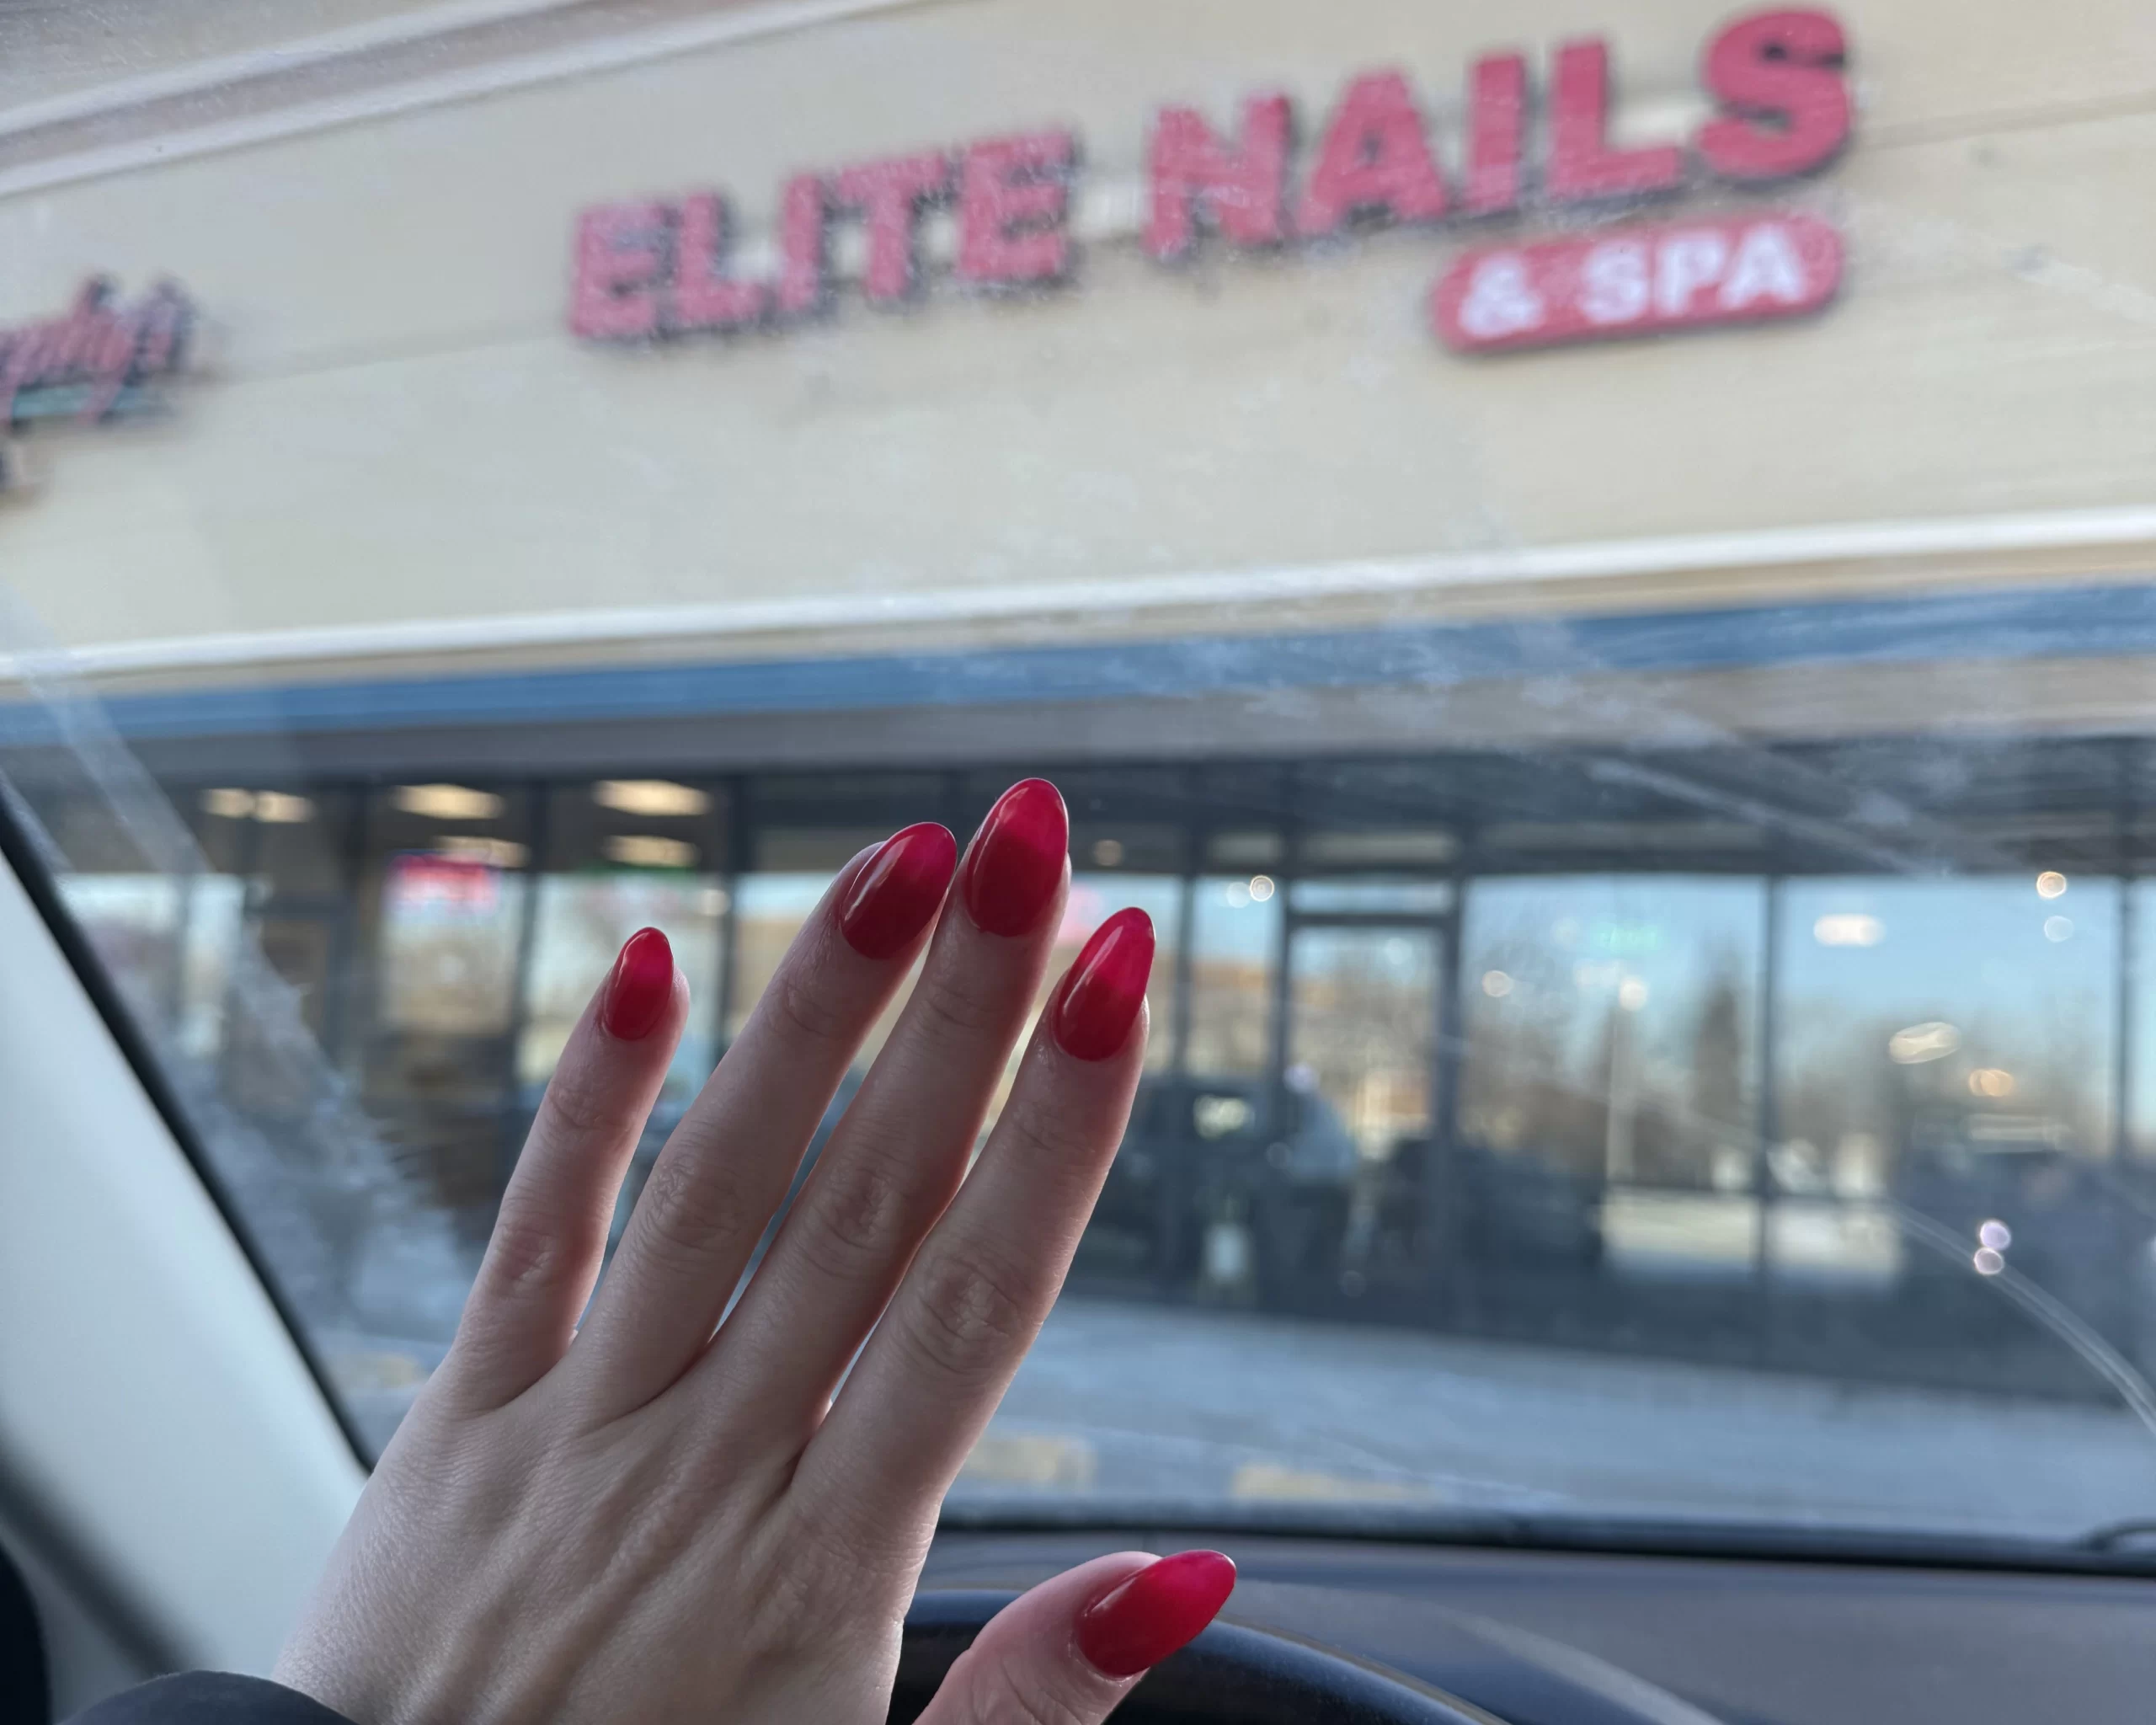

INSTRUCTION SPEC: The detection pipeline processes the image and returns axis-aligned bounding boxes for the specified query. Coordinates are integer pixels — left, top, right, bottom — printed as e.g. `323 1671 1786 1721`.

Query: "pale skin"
275 792 1219 1725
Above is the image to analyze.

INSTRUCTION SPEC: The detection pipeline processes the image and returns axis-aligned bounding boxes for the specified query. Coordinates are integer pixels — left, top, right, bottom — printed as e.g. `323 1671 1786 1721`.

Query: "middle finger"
568 822 957 1415
696 779 1070 1442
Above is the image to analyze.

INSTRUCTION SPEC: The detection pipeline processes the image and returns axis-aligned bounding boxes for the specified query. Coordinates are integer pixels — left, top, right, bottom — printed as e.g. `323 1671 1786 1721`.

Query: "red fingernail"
838 822 958 959
1051 907 1154 1061
962 778 1068 937
1075 1550 1235 1679
600 927 674 1041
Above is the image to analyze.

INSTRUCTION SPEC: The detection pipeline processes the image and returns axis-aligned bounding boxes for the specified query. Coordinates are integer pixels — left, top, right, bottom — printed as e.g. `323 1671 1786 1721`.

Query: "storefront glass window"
1286 927 1438 1164
517 782 727 1103
1462 877 1764 1188
347 785 534 1223
1185 875 1282 1078
1778 877 2120 1182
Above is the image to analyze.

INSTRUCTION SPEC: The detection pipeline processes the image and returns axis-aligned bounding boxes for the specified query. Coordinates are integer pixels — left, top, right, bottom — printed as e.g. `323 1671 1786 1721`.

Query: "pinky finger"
442 927 686 1411
915 1551 1235 1725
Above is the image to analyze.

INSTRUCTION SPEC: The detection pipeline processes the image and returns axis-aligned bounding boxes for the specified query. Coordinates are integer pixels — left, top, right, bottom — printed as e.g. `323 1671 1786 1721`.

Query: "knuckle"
906 1243 1041 1386
742 1513 876 1650
996 1095 1098 1186
910 963 1009 1044
631 1147 759 1273
480 1206 570 1295
796 1152 915 1280
766 964 851 1050
958 1647 1094 1725
533 1060 619 1146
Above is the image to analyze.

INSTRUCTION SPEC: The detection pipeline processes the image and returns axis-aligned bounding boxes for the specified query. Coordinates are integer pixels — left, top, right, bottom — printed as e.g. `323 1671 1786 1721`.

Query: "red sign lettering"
1141 93 1294 261
568 10 1857 359
775 173 830 319
667 193 770 334
832 152 952 304
1465 54 1528 216
1546 39 1686 201
1295 71 1449 238
1697 8 1851 180
0 277 192 428
1432 214 1843 352
570 202 666 340
957 131 1077 286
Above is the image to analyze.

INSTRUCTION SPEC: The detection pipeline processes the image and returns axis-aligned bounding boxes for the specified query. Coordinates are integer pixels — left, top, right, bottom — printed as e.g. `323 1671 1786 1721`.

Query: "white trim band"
11 505 2156 681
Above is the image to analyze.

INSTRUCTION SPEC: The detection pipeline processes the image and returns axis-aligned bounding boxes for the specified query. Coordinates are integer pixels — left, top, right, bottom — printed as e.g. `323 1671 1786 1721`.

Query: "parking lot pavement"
322 1292 2156 1542
953 1296 2156 1541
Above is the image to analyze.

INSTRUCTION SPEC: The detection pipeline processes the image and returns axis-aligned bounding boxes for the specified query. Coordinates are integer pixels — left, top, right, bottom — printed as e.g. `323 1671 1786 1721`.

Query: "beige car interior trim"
0 847 363 1714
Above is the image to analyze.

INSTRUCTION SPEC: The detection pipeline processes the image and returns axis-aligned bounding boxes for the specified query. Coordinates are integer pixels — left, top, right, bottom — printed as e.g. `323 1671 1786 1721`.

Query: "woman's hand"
273 779 1233 1725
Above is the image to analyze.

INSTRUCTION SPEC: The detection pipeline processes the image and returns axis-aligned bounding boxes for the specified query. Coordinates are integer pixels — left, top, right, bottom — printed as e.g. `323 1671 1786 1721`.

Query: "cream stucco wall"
0 0 2153 689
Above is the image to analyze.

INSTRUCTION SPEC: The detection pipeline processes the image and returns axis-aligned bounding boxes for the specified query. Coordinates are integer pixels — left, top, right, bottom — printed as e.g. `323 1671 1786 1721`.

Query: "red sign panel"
1431 214 1842 353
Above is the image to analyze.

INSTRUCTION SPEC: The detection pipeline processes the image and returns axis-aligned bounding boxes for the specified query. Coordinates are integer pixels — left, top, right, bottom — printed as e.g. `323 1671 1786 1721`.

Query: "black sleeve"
68 1672 359 1725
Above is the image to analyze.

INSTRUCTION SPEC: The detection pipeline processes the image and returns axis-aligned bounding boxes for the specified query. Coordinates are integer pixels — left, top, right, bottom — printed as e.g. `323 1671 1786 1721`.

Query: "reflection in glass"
1462 877 1763 1192
1779 877 2122 1307
1287 927 1436 1163
520 874 723 1101
729 873 843 1044
1185 875 1280 1076
376 856 526 1036
519 781 728 1103
56 872 245 1059
1779 878 2119 1182
1289 877 1452 916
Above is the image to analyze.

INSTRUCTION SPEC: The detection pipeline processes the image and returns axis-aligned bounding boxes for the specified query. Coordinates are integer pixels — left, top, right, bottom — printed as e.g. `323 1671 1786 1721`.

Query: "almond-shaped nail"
1075 1550 1236 1678
837 822 958 959
962 777 1068 937
600 927 674 1041
1051 906 1154 1061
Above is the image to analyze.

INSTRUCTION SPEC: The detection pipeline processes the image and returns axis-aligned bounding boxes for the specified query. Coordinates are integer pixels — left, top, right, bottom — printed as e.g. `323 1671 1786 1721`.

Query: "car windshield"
7 0 2156 1555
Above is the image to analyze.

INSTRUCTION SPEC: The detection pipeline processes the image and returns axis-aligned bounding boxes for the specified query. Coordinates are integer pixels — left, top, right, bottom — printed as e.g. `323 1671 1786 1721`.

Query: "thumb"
917 1550 1235 1725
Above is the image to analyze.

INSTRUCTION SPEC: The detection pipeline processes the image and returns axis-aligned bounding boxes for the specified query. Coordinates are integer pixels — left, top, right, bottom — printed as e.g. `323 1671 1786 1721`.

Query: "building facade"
6 0 2156 1400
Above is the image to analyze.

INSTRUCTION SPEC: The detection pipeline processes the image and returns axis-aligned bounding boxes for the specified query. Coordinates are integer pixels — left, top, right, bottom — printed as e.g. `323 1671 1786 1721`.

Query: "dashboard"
918 1529 2156 1723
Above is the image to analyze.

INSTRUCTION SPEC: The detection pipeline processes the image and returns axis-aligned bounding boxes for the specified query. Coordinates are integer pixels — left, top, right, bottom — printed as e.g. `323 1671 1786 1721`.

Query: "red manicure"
1052 906 1155 1061
600 927 675 1041
838 822 958 959
1075 1550 1236 1678
962 777 1069 937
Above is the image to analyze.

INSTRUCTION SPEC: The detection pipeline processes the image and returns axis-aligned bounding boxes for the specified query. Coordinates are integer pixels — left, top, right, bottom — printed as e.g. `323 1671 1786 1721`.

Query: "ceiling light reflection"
1813 913 1885 948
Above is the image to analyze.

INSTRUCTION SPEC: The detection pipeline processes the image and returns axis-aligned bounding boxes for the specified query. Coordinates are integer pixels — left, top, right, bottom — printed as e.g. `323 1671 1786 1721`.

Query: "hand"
273 779 1234 1725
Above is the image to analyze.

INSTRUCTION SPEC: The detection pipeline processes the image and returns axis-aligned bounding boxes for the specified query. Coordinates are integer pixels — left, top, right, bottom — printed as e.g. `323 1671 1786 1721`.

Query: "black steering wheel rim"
892 1589 1497 1724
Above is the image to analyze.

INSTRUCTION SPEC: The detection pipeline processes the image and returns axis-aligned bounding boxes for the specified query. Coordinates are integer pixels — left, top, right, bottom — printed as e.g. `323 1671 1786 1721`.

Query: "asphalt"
950 1296 2156 1542
322 1293 2156 1545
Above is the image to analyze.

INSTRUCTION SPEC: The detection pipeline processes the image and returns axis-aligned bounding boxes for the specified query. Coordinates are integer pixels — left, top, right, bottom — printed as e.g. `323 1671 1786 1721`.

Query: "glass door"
1263 913 1444 1307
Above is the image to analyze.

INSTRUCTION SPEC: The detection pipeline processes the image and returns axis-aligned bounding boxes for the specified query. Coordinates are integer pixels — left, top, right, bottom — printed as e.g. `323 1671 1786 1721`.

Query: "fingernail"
838 822 958 959
962 777 1068 937
1075 1550 1235 1678
600 927 674 1041
1051 907 1154 1061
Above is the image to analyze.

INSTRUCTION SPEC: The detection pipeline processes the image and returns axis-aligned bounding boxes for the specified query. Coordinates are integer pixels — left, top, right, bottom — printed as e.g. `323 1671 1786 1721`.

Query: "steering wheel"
890 1591 1494 1724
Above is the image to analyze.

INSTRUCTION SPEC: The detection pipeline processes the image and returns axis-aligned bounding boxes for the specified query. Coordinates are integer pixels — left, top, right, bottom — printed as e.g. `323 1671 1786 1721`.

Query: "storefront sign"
1 277 193 426
0 276 194 493
571 8 1849 355
1433 214 1843 352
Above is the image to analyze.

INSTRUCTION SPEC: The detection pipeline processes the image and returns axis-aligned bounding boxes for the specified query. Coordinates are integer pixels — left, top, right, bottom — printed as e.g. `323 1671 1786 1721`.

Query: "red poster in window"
1431 213 1842 353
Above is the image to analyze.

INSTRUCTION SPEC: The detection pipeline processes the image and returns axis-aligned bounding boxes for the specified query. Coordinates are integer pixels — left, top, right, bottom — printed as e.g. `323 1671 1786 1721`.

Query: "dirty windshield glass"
6 0 2156 1547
